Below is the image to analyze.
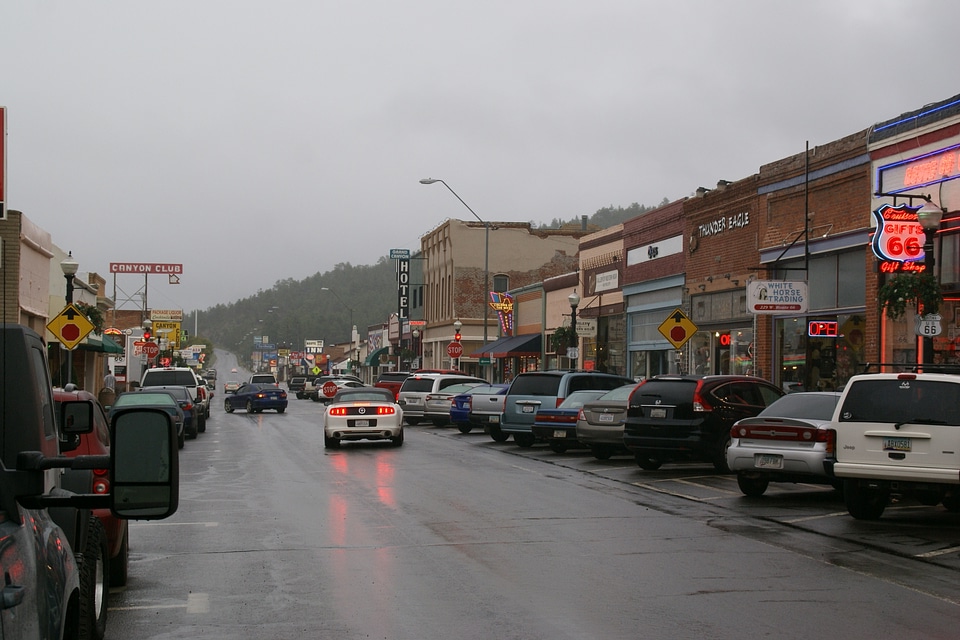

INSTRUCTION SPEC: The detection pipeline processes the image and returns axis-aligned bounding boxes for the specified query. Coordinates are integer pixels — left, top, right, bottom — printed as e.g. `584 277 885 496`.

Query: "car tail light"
280 391 287 399
184 402 194 411
824 429 836 455
377 406 396 415
578 409 586 421
92 468 109 494
466 398 473 410
556 397 564 408
692 380 712 412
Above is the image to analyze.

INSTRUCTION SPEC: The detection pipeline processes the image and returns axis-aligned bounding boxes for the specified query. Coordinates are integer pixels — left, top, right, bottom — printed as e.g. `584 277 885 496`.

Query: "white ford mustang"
323 387 404 448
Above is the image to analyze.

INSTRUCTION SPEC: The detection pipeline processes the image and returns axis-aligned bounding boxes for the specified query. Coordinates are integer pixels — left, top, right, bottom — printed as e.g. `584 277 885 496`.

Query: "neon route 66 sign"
871 203 926 263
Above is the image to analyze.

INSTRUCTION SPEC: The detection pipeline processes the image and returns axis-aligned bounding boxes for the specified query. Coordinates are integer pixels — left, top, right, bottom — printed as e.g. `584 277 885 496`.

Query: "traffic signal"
143 329 152 341
454 331 461 342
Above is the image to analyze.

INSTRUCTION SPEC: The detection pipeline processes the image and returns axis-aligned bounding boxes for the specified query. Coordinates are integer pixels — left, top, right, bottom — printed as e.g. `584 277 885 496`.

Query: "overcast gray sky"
3 1 959 314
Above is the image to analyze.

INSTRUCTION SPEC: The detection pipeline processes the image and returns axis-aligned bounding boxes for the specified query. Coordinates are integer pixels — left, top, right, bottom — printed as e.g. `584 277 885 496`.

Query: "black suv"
623 375 783 472
287 376 307 398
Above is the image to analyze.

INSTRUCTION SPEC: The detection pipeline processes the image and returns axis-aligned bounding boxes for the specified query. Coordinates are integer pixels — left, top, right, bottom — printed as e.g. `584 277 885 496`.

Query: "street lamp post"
321 287 356 372
420 178 491 380
568 290 580 370
412 328 421 369
918 200 945 366
60 252 79 387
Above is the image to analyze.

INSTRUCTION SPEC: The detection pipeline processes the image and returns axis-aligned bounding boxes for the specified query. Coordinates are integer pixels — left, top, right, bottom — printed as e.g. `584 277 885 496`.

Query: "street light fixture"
59 252 79 386
568 290 581 369
918 199 945 366
420 178 491 380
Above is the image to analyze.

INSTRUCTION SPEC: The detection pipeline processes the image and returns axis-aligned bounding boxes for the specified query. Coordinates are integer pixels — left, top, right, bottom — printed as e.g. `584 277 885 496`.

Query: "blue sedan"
224 383 288 414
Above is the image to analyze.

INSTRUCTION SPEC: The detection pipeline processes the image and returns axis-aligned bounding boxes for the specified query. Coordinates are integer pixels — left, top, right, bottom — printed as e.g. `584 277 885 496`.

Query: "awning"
364 346 390 366
78 334 124 354
470 333 541 359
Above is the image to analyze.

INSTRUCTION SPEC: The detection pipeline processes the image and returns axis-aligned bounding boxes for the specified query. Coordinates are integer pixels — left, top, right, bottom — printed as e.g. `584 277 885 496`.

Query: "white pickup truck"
463 383 510 439
829 370 960 520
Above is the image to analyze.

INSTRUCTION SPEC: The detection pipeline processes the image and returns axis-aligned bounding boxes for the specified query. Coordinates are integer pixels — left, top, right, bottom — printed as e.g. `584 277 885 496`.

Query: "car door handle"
2 583 25 609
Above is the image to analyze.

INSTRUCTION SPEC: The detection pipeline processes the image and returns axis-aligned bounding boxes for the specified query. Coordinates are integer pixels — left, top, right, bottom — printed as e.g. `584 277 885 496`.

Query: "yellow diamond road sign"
47 304 95 350
658 307 698 349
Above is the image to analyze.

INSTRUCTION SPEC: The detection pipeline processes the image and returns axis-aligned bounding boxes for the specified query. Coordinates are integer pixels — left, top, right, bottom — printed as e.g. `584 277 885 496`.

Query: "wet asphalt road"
105 354 960 639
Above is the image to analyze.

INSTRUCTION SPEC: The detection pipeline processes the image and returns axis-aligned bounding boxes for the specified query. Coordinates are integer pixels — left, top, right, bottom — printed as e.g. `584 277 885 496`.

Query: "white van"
829 371 960 519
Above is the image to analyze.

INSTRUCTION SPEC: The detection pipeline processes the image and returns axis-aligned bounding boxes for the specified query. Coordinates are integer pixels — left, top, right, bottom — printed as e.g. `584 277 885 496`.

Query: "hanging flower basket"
551 326 573 354
877 272 942 321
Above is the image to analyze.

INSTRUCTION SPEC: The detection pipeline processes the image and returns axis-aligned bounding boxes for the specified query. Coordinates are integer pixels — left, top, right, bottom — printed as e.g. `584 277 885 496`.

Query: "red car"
54 387 130 588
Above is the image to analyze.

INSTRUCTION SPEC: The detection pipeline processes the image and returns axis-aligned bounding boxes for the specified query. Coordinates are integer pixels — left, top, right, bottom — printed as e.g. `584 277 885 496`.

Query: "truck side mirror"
110 408 179 519
59 399 95 453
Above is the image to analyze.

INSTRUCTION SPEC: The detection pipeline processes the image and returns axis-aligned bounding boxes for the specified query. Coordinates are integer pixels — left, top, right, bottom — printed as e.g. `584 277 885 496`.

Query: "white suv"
829 371 960 519
397 373 485 425
140 366 208 431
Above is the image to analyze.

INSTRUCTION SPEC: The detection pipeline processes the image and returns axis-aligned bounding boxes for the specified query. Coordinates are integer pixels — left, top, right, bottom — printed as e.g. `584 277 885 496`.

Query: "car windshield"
400 377 436 392
116 392 176 407
335 390 394 403
558 390 607 409
509 374 562 396
837 379 960 425
439 383 483 395
597 384 637 402
757 392 841 420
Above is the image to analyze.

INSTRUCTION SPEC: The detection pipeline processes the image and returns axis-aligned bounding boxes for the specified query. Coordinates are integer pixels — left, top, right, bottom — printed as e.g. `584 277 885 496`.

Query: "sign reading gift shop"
746 281 808 314
871 203 927 264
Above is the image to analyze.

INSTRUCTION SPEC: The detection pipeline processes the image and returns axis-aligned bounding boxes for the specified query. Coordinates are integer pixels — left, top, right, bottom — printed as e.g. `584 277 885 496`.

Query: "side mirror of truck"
59 399 95 453
110 407 179 519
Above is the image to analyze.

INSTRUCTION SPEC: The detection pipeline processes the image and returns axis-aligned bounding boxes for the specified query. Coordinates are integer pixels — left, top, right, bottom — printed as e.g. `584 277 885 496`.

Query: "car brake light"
329 407 347 416
184 402 193 411
378 406 396 415
732 423 829 443
692 380 712 412
556 398 564 408
578 409 585 420
824 429 836 455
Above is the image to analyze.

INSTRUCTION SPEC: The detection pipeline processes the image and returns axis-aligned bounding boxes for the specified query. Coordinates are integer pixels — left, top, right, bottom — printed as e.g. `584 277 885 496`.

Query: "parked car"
140 385 200 440
288 376 308 398
140 366 207 432
323 387 404 448
463 383 510 438
623 375 785 472
193 371 211 420
423 382 486 427
224 382 288 414
828 371 960 520
54 387 127 636
531 390 609 452
575 383 639 460
306 375 364 402
449 384 508 434
223 379 241 394
374 371 412 401
397 373 486 425
500 371 634 446
109 389 186 449
727 391 843 496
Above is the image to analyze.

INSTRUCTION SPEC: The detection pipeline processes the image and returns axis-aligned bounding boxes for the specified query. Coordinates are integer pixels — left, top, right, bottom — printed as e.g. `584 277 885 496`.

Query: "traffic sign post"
46 304 95 350
658 308 699 373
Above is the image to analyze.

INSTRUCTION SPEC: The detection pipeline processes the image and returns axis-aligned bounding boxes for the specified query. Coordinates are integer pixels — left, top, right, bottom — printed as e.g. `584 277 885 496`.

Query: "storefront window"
686 328 754 376
777 313 866 392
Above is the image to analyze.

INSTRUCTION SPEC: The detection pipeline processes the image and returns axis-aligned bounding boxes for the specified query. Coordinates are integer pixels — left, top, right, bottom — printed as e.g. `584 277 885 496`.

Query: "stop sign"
142 342 160 359
447 341 463 358
322 380 339 397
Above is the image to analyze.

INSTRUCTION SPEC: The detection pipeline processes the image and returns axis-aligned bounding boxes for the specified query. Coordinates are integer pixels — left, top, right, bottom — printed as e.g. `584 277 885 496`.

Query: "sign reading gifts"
871 203 927 267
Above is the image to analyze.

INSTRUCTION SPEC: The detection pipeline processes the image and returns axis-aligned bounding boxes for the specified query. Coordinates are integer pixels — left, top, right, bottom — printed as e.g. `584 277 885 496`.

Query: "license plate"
599 414 614 423
883 437 912 452
553 430 567 438
522 405 535 413
354 420 369 427
649 407 667 418
755 453 783 469
489 415 500 423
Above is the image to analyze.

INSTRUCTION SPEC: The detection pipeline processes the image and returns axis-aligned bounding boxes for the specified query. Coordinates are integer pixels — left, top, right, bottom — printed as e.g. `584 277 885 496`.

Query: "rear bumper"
531 425 577 440
832 461 960 484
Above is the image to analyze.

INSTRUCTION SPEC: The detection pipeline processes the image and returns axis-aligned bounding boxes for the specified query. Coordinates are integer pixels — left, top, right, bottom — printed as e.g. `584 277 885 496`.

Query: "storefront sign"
150 309 183 321
594 270 619 293
489 291 514 336
808 321 839 338
746 281 808 314
697 212 750 238
877 143 960 194
871 203 925 263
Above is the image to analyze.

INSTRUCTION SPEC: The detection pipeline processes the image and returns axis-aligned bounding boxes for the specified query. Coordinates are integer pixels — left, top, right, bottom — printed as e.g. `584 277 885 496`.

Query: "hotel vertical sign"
392 249 410 321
